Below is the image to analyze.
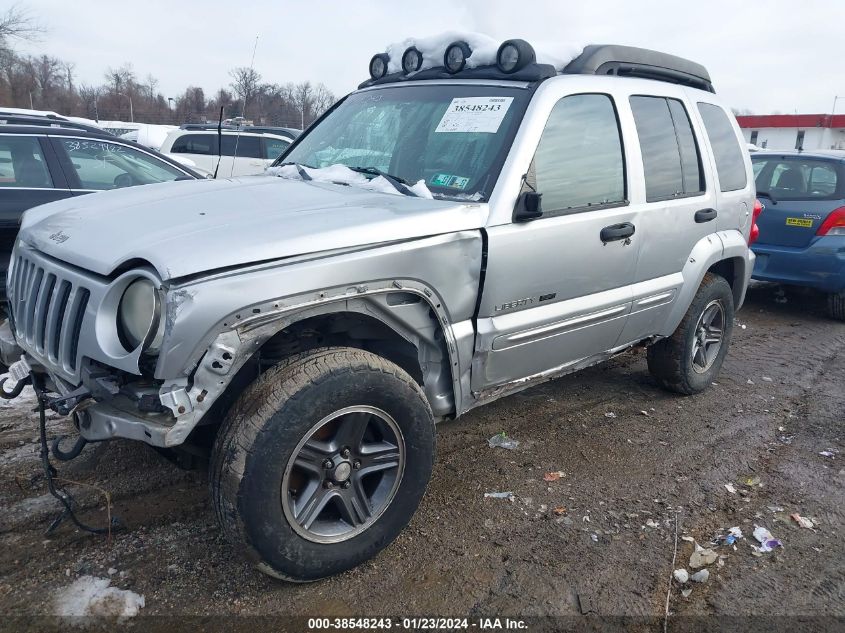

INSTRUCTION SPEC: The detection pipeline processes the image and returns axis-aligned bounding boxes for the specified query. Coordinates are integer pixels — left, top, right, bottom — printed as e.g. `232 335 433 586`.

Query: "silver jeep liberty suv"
1 39 757 581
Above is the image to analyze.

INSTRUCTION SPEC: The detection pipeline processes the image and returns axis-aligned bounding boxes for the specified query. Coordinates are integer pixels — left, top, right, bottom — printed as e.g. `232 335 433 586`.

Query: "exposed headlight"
444 41 471 73
402 46 423 74
117 278 163 353
496 39 535 73
369 53 389 80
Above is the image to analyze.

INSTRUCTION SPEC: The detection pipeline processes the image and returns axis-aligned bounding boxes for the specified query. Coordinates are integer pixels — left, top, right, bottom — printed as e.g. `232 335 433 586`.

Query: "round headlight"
496 39 536 73
369 53 389 80
118 278 162 352
444 41 471 73
402 46 423 74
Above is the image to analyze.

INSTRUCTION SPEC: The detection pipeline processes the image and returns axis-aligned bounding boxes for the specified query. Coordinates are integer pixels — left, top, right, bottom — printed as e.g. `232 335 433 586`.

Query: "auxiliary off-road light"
444 41 472 73
402 47 423 73
496 39 536 73
369 53 389 80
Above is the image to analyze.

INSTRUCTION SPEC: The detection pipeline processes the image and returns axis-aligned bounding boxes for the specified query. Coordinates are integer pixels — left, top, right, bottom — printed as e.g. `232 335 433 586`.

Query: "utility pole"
118 92 134 122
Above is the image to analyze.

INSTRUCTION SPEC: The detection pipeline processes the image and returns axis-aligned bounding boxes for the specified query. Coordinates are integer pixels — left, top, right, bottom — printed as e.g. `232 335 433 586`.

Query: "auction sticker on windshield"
435 97 514 134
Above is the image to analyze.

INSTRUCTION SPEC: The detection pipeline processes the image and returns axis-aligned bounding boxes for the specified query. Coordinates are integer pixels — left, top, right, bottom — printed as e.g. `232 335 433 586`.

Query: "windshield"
753 156 844 201
278 84 530 201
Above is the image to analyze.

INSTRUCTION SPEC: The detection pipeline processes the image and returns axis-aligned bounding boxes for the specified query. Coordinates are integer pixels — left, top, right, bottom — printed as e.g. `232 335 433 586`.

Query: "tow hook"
0 374 29 399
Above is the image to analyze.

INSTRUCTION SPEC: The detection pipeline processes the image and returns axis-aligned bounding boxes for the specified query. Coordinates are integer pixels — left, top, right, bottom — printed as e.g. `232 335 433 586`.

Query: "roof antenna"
230 34 260 178
212 106 224 179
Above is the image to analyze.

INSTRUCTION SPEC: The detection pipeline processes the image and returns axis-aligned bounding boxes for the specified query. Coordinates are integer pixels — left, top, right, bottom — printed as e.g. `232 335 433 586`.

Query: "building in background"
736 114 845 151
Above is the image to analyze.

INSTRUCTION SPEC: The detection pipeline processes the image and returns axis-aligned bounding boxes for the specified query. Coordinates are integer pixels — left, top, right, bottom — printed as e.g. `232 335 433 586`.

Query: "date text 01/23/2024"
307 617 528 630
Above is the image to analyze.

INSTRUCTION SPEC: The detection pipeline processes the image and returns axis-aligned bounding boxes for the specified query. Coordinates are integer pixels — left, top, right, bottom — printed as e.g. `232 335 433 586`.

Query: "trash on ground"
681 588 693 598
487 433 519 450
778 434 794 445
639 410 649 416
767 505 784 513
724 483 737 494
604 412 616 418
673 569 689 584
681 535 696 543
590 533 598 542
819 450 836 458
746 379 755 385
553 506 567 516
543 471 566 482
752 525 783 552
484 491 515 500
742 475 762 487
689 548 718 568
53 576 145 618
690 569 710 583
645 519 660 528
762 376 773 382
790 513 815 529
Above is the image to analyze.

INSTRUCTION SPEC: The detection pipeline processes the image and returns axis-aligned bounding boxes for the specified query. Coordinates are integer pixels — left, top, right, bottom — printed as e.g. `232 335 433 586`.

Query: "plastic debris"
639 410 650 416
604 412 616 418
681 588 693 598
673 569 689 584
790 513 815 529
543 471 566 482
742 475 762 487
724 483 737 494
746 379 755 385
553 506 567 516
767 505 784 513
762 376 773 382
681 536 696 543
752 525 783 552
487 433 519 450
689 548 718 568
691 569 709 583
590 533 598 542
484 491 514 500
819 450 836 458
645 519 660 528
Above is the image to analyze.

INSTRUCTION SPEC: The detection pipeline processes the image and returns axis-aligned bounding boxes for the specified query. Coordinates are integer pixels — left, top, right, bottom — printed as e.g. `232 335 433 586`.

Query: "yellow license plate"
786 217 813 227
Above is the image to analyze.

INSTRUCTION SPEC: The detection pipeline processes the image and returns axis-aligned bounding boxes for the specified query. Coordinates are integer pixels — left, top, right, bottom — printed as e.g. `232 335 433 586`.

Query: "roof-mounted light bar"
444 41 472 74
369 53 390 80
496 39 535 74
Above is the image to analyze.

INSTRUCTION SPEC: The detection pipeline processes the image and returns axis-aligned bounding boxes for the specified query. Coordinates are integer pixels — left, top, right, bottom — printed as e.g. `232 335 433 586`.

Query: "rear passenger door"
694 101 752 234
474 93 639 390
617 93 718 345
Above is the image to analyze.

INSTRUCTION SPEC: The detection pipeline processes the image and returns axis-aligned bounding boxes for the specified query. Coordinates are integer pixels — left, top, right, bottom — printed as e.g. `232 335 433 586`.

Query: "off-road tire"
210 347 435 582
647 273 735 395
827 292 845 321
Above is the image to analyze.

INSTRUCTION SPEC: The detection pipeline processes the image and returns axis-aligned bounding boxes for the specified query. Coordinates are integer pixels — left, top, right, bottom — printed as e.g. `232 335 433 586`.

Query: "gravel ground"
0 283 842 630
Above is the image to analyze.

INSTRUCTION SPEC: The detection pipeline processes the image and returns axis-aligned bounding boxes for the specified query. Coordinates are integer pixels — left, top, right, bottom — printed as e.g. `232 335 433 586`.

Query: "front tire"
827 292 845 321
647 273 735 395
210 347 435 582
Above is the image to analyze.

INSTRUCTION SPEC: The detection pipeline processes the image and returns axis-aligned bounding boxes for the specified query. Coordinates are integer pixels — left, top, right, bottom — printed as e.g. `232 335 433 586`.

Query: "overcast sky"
15 0 845 115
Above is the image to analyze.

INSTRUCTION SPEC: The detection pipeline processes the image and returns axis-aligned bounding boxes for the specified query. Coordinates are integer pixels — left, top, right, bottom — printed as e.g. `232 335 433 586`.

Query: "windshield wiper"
275 161 313 181
757 190 778 205
346 166 419 197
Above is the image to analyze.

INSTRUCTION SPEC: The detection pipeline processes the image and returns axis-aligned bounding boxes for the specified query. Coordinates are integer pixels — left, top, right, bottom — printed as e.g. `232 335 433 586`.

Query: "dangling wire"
33 377 117 536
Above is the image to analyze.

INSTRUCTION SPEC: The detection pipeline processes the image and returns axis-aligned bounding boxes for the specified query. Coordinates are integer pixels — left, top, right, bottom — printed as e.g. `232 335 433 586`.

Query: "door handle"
695 208 718 223
600 222 636 243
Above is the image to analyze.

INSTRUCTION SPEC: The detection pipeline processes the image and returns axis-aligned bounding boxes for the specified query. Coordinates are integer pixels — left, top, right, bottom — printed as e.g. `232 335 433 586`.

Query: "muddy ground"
0 283 842 630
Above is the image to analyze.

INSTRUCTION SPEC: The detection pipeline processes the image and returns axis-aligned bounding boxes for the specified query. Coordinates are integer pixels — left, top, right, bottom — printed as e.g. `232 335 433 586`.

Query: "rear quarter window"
170 134 215 155
697 103 748 192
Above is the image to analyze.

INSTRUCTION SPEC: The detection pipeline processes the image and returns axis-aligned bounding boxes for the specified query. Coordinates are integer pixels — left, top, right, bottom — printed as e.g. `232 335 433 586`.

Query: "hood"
19 176 488 280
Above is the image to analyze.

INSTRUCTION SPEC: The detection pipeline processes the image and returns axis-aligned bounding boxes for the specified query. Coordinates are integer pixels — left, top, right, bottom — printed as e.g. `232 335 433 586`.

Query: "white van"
159 129 293 177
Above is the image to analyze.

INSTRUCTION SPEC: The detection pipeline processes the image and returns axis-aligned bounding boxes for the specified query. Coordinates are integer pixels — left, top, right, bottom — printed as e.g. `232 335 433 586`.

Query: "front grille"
10 254 90 372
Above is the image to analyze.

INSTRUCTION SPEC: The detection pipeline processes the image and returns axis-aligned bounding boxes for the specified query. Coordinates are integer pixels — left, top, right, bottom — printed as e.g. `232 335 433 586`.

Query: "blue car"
751 151 845 320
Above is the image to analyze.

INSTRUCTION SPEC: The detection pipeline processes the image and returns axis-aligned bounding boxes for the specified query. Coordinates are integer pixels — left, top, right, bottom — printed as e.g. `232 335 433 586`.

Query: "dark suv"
0 114 200 302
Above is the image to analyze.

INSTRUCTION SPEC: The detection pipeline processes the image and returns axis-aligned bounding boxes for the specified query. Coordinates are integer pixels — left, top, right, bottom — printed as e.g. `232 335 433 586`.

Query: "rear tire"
827 292 845 321
210 347 435 582
647 273 735 395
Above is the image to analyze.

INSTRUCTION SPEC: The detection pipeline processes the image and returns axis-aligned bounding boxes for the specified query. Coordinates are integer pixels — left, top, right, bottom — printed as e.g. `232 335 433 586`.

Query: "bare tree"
229 66 261 114
0 4 42 49
311 83 335 118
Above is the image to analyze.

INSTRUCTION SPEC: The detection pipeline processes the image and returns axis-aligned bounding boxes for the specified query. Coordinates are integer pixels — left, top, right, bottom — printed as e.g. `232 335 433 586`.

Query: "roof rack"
563 45 714 93
0 113 112 135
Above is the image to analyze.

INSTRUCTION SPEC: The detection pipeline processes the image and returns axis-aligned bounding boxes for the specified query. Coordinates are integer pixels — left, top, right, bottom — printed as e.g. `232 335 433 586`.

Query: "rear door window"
630 96 704 202
0 136 53 188
170 134 215 155
753 157 841 200
221 135 262 159
697 103 748 192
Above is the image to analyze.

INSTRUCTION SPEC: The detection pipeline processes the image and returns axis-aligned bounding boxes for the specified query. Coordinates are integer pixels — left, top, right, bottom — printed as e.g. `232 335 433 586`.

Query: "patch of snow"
53 576 145 618
383 31 583 74
266 164 433 199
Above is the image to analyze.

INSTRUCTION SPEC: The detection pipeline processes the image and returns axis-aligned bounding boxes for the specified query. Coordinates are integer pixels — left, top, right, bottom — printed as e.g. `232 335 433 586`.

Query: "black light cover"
369 53 389 80
444 41 472 73
402 47 423 73
496 39 536 73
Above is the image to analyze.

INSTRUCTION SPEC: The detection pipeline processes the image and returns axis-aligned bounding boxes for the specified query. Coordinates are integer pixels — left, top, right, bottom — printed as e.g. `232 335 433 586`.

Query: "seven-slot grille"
9 253 90 372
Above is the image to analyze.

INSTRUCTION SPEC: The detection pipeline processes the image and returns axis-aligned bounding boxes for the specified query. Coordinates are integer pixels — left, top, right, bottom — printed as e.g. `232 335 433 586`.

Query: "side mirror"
513 191 543 222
